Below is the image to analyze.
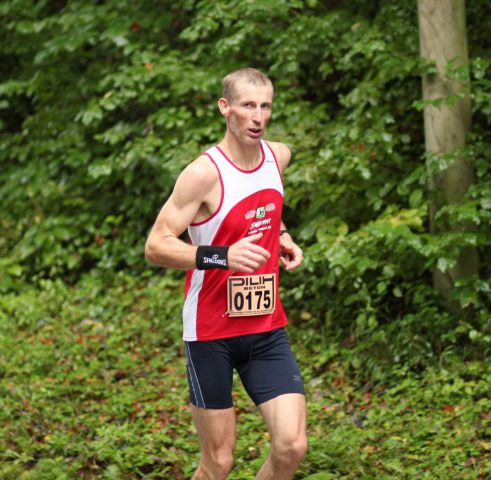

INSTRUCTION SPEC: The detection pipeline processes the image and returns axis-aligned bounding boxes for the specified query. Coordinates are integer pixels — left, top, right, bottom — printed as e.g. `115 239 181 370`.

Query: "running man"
145 67 307 479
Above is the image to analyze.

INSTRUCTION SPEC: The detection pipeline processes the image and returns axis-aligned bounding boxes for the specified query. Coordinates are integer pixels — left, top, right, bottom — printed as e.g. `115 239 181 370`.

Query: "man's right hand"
227 233 271 273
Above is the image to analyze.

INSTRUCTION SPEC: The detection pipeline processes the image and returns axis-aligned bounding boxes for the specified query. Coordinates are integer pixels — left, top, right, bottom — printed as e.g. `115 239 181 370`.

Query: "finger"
280 256 289 268
280 243 294 256
241 250 268 266
246 244 271 259
281 251 303 271
230 252 266 271
234 260 260 273
228 257 254 272
245 232 263 243
285 260 298 271
286 256 303 271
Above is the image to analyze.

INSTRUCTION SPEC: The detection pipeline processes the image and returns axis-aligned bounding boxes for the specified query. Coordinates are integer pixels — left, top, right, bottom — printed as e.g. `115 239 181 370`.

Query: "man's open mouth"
248 128 262 137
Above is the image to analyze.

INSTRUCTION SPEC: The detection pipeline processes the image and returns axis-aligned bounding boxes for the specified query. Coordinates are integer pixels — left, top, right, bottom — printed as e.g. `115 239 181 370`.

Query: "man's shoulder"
264 141 291 171
176 154 220 192
184 154 219 179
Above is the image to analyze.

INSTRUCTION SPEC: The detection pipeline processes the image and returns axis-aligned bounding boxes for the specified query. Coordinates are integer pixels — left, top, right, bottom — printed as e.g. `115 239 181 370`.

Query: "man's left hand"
280 233 303 271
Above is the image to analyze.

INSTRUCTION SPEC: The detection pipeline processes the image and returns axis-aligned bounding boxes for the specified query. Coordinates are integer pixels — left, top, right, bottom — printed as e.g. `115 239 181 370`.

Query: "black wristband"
279 229 289 237
196 245 229 270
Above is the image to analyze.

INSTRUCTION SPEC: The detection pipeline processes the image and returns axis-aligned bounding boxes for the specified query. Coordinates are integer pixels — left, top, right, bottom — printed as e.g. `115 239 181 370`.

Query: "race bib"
227 274 276 317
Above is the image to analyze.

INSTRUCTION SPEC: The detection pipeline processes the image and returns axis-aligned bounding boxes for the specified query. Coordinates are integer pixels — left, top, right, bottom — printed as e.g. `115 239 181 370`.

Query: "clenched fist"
227 232 270 273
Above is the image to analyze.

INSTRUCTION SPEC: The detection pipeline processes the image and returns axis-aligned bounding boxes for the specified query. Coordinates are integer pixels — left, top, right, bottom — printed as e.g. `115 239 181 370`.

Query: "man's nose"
252 107 263 123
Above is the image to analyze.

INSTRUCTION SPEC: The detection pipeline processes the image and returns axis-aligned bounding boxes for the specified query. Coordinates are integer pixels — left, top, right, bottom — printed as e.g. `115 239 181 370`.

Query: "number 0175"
227 274 276 317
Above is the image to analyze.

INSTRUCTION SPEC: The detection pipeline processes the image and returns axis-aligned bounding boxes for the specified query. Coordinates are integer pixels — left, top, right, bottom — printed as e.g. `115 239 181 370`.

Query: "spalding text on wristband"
196 245 229 270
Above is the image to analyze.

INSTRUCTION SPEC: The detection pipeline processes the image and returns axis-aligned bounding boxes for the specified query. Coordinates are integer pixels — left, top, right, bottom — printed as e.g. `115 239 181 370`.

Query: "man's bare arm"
269 142 303 271
145 156 215 270
145 156 270 272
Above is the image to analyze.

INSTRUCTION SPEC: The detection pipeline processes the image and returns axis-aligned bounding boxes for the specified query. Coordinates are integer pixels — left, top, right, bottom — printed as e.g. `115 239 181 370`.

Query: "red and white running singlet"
183 140 288 341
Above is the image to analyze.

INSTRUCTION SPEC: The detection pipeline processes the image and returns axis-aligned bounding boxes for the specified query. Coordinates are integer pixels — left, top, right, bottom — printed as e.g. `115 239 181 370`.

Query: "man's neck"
218 135 262 170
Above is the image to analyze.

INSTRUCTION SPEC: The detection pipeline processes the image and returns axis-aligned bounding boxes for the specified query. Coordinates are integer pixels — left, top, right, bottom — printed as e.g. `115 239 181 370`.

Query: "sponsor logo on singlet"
249 218 272 231
256 206 266 218
244 202 276 220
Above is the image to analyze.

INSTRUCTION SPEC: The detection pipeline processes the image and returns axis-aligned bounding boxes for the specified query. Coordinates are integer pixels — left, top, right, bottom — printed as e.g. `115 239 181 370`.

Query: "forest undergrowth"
1 273 489 479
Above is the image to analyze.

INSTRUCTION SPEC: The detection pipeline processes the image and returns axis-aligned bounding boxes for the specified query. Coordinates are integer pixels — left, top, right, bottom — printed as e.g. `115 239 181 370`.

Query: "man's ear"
218 97 229 117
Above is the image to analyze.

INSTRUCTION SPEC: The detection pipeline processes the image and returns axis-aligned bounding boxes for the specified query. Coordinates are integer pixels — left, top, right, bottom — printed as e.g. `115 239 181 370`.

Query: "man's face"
220 80 274 145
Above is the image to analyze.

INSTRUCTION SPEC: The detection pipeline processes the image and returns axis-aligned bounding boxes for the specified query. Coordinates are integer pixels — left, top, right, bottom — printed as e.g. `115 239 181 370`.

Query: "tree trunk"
417 0 479 312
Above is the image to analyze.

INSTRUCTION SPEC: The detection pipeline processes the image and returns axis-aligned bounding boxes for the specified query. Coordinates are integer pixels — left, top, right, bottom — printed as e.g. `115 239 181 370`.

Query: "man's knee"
272 432 308 466
212 451 234 475
196 450 234 479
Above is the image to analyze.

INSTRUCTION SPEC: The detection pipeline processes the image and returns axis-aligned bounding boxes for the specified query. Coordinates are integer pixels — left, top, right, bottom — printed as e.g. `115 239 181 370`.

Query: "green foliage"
1 276 490 478
0 273 190 478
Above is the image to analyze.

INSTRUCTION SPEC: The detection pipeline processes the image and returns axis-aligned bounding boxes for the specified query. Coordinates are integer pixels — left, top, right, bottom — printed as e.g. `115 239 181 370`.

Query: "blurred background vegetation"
1 0 490 478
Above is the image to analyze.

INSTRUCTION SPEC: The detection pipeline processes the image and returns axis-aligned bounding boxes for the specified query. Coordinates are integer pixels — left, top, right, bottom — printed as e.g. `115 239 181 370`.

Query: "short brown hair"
222 68 273 103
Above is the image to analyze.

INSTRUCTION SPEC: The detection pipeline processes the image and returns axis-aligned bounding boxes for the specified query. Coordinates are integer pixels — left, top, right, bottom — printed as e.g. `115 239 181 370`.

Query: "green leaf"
393 286 403 298
469 330 479 340
437 257 450 273
480 198 491 210
409 189 424 208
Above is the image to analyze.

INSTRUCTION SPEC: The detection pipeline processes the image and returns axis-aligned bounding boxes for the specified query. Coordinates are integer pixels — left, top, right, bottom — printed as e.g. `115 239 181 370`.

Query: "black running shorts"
184 328 305 409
